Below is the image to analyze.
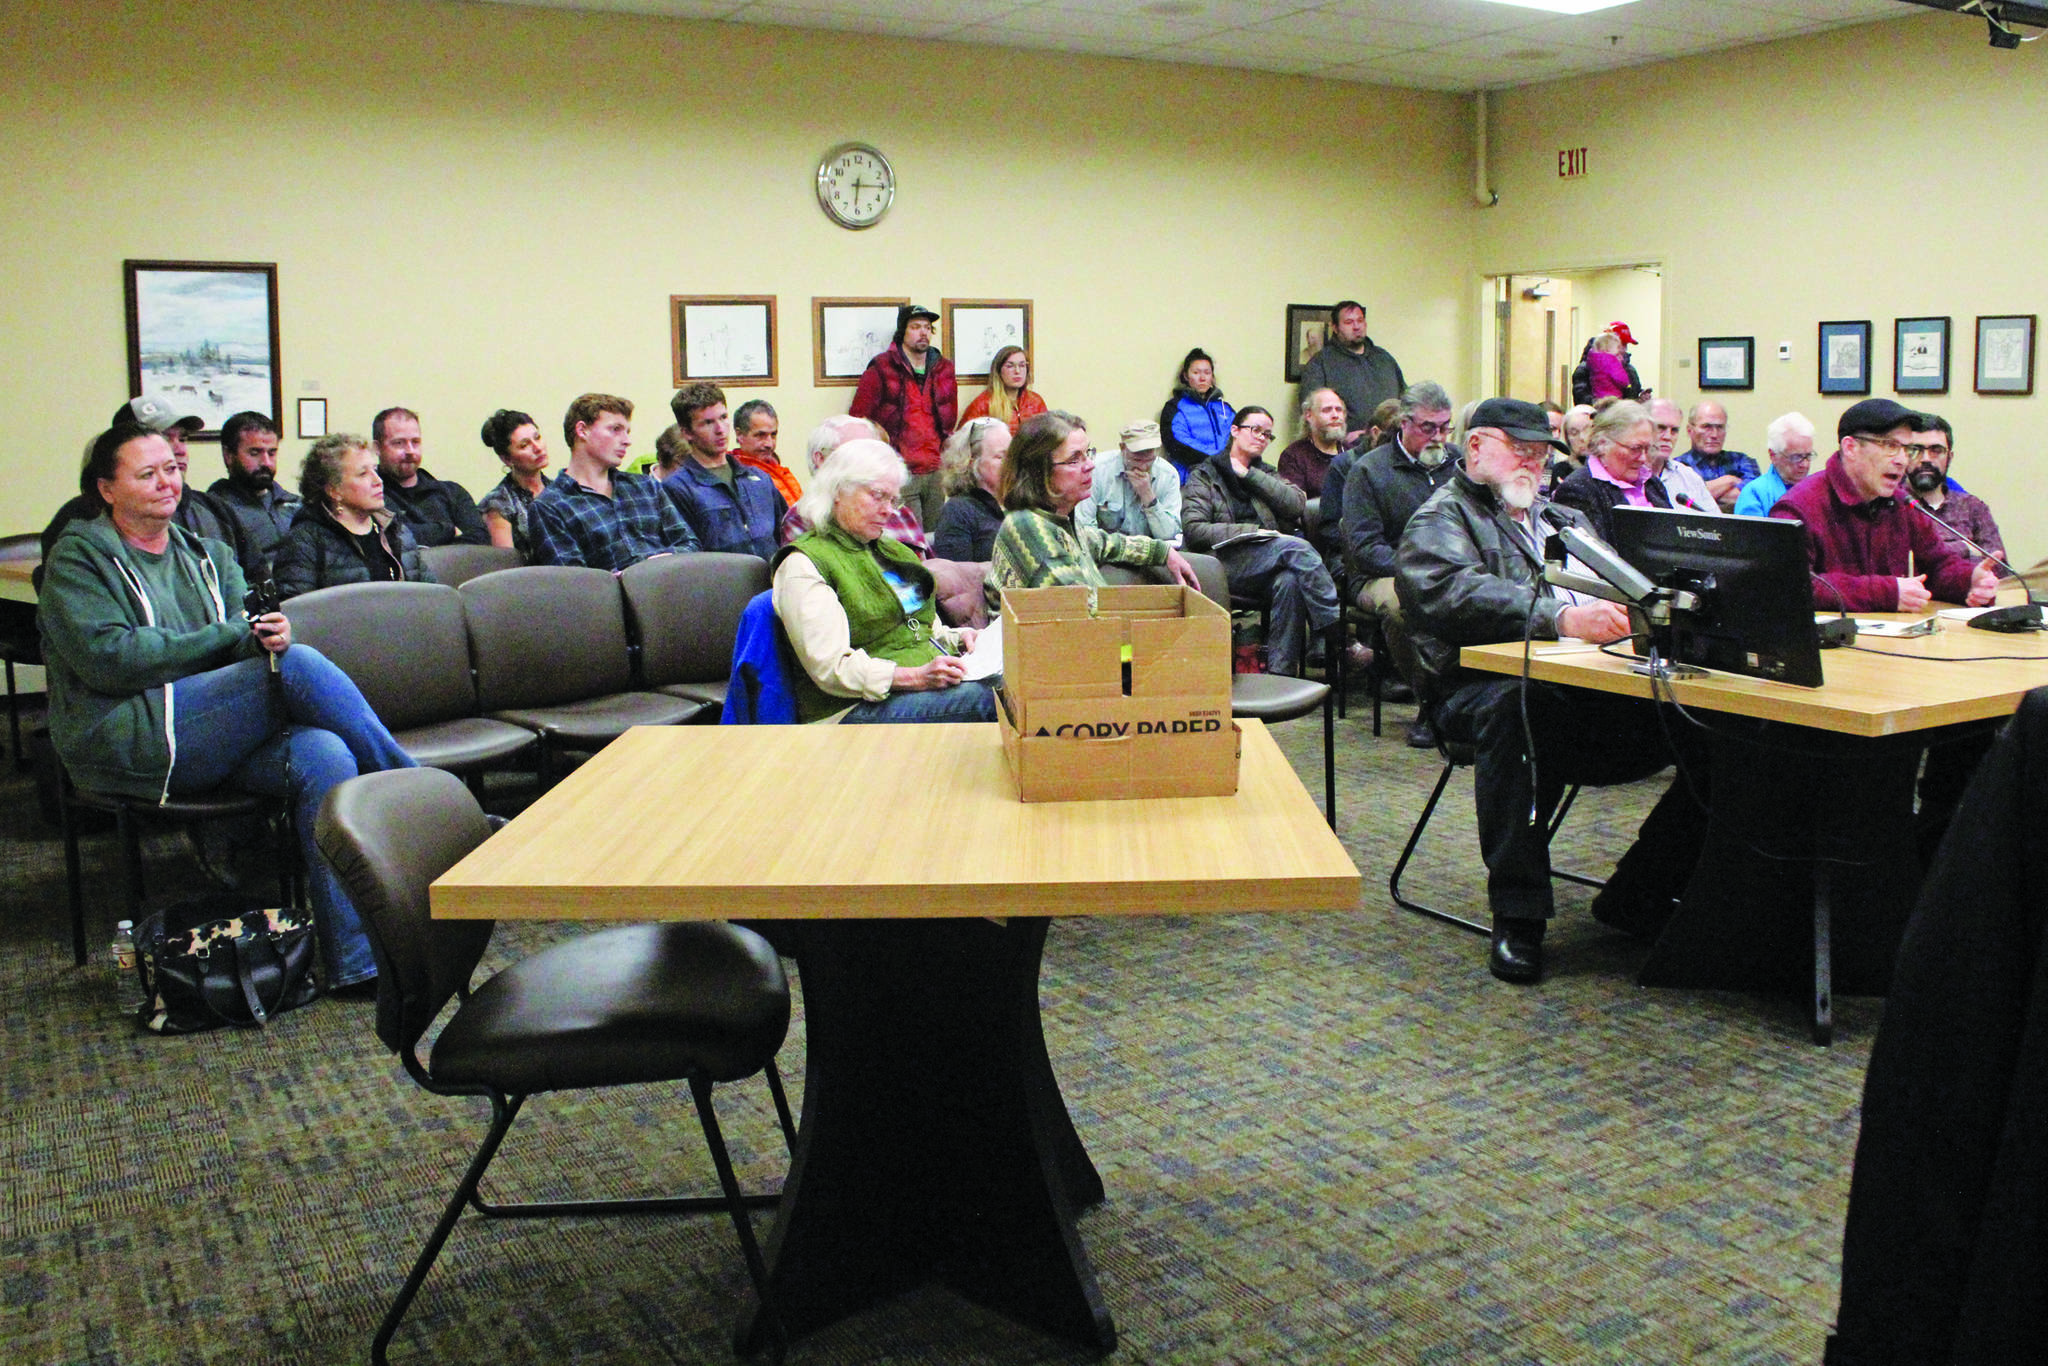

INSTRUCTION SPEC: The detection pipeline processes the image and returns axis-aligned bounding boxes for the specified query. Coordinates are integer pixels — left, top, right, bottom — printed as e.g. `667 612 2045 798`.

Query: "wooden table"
435 720 1359 1353
1461 614 2048 1041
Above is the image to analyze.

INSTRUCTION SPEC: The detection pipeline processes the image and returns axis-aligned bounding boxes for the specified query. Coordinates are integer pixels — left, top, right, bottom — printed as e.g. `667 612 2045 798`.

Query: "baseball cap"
900 303 939 324
113 395 204 433
1608 321 1638 347
1837 398 1921 441
1119 420 1162 452
1467 397 1568 452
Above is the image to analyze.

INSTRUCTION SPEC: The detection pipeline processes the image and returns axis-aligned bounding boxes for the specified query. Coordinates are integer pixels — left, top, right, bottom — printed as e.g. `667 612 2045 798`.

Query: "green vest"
777 524 942 722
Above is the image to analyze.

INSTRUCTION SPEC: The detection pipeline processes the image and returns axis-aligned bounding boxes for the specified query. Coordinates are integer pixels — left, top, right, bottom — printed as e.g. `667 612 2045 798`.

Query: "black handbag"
135 896 320 1034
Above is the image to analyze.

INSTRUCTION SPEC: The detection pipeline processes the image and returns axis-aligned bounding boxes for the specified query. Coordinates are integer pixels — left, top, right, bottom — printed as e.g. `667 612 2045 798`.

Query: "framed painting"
670 295 777 387
813 297 907 387
943 299 1032 381
1697 336 1754 390
1817 320 1870 396
123 260 282 440
1975 314 2036 395
1285 304 1333 383
1893 316 1949 394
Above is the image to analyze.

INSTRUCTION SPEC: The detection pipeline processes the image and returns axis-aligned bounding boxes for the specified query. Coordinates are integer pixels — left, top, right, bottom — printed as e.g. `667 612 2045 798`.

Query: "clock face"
817 143 895 230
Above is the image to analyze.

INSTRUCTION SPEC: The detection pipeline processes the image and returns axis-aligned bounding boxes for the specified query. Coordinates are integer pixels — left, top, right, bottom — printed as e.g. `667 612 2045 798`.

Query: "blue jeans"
838 680 998 724
169 647 418 987
1218 534 1340 676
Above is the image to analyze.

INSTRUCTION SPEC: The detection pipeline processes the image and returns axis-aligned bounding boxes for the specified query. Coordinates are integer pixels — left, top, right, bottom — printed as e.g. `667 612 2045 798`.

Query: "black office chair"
1388 718 1601 935
0 532 41 769
315 768 796 1365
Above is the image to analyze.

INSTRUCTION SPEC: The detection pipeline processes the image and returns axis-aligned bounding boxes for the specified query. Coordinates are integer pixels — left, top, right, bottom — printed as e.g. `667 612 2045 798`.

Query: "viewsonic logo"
1674 525 1723 543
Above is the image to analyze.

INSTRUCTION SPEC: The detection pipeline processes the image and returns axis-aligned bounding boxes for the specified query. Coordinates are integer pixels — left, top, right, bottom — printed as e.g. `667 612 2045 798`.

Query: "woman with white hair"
771 438 996 724
1551 399 1671 543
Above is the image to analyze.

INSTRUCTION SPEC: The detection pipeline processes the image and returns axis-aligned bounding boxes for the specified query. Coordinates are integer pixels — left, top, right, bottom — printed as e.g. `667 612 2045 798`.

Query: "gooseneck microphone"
1907 499 2044 631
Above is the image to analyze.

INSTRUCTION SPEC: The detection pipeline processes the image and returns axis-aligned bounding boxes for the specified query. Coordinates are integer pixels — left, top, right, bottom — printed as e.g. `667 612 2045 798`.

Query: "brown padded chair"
618 551 767 715
315 767 794 1365
283 581 536 779
461 567 706 785
417 542 523 588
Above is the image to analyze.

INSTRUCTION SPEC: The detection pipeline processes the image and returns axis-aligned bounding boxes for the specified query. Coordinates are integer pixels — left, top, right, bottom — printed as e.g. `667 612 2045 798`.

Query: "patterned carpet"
0 696 1874 1365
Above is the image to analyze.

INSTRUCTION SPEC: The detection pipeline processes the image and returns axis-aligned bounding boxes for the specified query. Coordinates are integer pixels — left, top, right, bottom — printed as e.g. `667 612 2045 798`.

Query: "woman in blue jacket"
1158 347 1235 479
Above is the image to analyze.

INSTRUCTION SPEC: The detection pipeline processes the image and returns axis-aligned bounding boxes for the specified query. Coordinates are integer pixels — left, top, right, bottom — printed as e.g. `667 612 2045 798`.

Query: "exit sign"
1558 147 1587 178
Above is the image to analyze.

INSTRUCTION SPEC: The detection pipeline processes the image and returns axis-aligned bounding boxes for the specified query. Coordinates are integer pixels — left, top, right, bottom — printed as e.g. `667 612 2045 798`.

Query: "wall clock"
816 142 895 230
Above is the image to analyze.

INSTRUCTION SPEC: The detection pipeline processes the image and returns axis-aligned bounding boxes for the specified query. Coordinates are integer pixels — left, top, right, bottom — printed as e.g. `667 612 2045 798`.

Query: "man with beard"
1340 380 1459 743
1903 413 2005 566
1277 388 1348 500
1396 397 1708 984
1677 400 1759 510
850 303 956 530
371 407 489 547
1772 399 1997 612
209 410 300 575
1299 300 1405 435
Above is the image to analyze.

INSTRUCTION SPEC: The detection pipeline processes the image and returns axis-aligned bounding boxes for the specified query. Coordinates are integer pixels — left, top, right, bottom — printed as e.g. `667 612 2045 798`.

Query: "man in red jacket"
850 303 956 530
1771 398 1997 613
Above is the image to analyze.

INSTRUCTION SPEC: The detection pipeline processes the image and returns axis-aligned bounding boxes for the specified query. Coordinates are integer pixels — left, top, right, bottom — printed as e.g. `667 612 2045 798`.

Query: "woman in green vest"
771 438 996 724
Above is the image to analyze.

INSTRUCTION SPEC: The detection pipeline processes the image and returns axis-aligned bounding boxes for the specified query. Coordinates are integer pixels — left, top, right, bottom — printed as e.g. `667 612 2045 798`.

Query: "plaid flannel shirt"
528 469 699 571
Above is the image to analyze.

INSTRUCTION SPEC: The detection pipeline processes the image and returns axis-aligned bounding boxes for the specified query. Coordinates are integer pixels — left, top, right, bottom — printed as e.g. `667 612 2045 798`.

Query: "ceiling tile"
1179 27 1395 60
1255 8 1457 50
942 20 1170 52
1720 0 1908 21
1309 0 1550 35
1155 41 1335 71
730 3 960 34
976 5 1233 39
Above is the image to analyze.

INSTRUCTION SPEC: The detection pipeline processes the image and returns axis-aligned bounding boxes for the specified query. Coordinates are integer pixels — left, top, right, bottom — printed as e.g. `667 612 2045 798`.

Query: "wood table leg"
737 917 1113 1356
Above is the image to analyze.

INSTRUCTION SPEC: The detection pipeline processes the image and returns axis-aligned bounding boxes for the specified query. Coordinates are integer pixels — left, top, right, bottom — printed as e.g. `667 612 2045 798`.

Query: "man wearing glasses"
1903 413 2005 567
1181 405 1341 677
1771 398 1998 612
1397 397 1707 984
1732 412 1816 517
1339 381 1460 744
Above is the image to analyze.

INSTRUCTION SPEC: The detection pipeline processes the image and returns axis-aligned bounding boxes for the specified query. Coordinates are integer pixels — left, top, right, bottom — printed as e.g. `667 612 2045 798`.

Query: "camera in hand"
243 578 281 622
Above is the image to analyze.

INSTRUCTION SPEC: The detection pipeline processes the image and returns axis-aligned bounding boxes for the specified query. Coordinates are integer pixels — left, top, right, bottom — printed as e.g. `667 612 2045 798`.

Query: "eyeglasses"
1051 448 1097 469
1776 450 1814 465
1405 419 1454 438
861 484 903 509
1479 430 1552 464
1237 425 1276 440
1850 435 1908 456
1904 442 1951 459
1611 441 1657 459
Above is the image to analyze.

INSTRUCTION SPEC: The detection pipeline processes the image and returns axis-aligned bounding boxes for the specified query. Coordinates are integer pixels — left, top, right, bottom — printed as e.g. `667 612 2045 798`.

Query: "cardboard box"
997 583 1239 802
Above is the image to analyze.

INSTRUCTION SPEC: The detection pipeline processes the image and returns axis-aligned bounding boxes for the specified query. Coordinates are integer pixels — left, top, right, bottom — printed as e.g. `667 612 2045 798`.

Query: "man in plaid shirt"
530 393 699 571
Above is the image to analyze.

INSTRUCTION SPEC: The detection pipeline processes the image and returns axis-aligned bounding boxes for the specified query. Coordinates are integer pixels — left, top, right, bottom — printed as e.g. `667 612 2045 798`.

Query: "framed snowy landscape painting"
124 261 282 439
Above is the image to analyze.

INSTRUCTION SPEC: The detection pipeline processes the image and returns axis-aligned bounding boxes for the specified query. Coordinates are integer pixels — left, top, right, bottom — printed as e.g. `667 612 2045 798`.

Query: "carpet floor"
0 696 1876 1365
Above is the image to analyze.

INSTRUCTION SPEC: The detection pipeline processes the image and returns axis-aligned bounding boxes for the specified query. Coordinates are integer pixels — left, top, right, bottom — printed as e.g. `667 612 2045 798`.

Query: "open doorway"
1483 264 1662 406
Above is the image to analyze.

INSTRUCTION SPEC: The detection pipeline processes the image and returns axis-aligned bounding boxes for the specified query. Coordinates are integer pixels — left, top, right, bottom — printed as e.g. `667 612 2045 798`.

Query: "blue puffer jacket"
1159 390 1236 477
661 458 785 561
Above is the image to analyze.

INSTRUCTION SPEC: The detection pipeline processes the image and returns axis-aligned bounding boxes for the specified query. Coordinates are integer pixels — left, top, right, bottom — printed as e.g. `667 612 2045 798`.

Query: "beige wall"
1477 13 2047 562
0 0 1474 530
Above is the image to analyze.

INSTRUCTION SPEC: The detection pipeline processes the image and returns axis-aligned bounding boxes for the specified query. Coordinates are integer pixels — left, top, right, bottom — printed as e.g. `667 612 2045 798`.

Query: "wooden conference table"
1463 607 2048 1042
433 720 1359 1354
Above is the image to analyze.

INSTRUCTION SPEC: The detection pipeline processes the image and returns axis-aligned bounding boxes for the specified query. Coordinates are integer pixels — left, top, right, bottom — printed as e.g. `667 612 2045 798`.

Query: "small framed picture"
1696 336 1754 390
813 297 907 387
1818 320 1871 396
123 260 283 440
670 295 777 387
1285 304 1334 383
1975 314 2037 395
1893 317 1949 394
942 299 1032 380
296 397 327 439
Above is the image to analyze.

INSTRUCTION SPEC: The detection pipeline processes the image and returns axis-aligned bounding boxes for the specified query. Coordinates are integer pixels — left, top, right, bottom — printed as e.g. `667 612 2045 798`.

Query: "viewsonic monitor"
1607 506 1825 689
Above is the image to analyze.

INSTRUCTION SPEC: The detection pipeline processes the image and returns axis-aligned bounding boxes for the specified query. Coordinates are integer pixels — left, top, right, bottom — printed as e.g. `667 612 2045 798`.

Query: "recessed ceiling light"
1470 0 1638 14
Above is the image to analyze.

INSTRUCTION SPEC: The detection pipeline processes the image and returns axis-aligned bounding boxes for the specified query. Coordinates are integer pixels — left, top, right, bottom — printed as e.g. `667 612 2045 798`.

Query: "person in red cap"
1570 322 1648 406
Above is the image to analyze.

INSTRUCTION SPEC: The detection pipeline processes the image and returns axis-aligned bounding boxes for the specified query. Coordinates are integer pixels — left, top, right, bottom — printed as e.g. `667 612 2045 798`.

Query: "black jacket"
1181 452 1307 553
930 488 1004 563
382 469 488 547
1826 687 2048 1366
1394 469 1593 704
1340 439 1459 583
1552 463 1673 544
273 503 432 600
207 477 302 576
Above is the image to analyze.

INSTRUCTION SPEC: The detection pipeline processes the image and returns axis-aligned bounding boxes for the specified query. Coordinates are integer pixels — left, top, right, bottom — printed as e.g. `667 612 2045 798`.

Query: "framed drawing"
1285 304 1333 383
943 299 1032 380
123 260 282 440
1817 320 1871 396
1696 336 1754 390
1975 314 2036 395
670 295 777 387
1893 316 1949 394
813 297 907 387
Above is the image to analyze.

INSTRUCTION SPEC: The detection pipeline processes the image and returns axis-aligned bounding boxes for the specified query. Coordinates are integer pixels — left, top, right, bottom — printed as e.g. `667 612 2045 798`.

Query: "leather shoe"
1489 919 1544 984
1405 719 1437 749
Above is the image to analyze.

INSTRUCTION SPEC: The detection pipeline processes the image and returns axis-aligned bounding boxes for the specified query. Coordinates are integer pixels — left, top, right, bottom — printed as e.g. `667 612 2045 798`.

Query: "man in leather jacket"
1396 397 1707 985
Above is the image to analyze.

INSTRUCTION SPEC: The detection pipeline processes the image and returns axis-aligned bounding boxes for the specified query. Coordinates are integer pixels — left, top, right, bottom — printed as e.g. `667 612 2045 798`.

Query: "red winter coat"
850 346 957 475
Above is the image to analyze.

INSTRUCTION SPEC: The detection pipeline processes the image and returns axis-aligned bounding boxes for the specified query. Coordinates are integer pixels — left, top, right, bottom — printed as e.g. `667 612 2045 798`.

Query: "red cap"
1608 321 1637 347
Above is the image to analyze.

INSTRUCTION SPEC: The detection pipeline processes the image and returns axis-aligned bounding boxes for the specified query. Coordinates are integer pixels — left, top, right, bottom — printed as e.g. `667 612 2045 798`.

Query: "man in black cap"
1397 397 1707 985
1770 398 1997 613
40 397 251 578
849 304 956 529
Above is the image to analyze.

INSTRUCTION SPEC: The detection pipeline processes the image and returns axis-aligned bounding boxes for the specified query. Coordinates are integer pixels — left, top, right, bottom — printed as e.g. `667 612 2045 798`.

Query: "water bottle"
110 921 144 1017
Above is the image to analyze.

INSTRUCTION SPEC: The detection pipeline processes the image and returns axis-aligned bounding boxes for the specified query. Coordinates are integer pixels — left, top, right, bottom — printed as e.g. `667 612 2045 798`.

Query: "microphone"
1906 499 2043 631
1673 493 1707 513
1810 573 1857 648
